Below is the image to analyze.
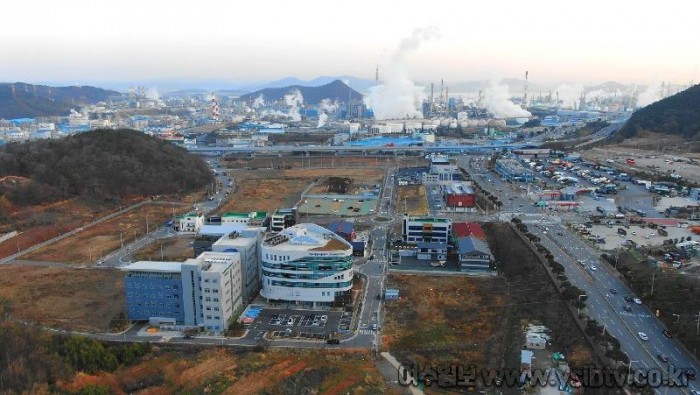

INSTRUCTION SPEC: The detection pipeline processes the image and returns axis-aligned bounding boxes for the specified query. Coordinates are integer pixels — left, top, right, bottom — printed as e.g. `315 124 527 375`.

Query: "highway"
462 156 698 394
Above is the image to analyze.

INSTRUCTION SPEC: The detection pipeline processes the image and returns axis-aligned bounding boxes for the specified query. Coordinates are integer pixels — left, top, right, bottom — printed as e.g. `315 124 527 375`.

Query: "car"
657 354 670 362
685 369 696 380
634 298 642 305
320 315 327 322
590 265 597 271
623 306 633 312
638 332 649 341
287 318 294 325
624 295 633 303
326 338 340 345
631 231 637 235
690 390 700 395
271 314 279 320
183 334 193 339
609 288 618 294
372 323 378 330
662 329 673 338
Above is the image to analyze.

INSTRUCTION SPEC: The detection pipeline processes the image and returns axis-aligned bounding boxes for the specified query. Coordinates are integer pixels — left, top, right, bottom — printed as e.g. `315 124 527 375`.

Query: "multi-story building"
260 223 353 308
402 216 452 244
427 155 459 183
182 252 242 333
270 208 296 232
123 262 185 325
211 228 264 303
175 212 205 233
122 251 243 333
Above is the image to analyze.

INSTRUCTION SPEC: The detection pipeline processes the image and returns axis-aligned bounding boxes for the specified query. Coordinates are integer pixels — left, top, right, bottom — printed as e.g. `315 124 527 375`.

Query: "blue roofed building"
456 236 494 272
495 158 535 182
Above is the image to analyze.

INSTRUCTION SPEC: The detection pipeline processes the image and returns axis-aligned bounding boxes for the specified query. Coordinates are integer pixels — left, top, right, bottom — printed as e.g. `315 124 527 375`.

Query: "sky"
2 0 699 88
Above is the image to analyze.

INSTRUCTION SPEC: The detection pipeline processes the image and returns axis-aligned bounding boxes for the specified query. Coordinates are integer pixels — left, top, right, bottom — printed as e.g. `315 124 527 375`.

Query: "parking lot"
245 308 351 340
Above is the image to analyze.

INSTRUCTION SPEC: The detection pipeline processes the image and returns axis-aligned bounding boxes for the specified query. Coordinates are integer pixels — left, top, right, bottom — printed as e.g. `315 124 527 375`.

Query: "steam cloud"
369 26 440 120
555 83 584 109
284 90 304 121
252 94 265 108
637 81 664 108
146 87 160 101
483 82 531 118
319 98 338 113
317 113 328 128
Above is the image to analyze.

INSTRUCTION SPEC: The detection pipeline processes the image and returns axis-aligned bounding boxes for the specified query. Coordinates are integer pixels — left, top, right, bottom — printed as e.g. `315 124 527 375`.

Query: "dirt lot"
24 203 188 265
217 168 383 214
383 274 507 369
133 236 195 262
584 146 700 184
0 265 124 332
59 348 396 395
223 154 426 170
396 185 429 216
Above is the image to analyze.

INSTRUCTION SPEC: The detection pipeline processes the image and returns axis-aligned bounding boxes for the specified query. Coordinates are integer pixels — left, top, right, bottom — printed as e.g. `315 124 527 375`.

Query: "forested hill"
615 84 700 141
0 129 213 205
239 79 363 105
0 82 118 119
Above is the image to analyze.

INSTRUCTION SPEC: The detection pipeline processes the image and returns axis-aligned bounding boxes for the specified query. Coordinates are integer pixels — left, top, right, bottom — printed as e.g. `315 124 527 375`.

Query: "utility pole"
696 311 700 335
161 243 164 260
120 232 124 249
146 215 149 234
650 272 656 298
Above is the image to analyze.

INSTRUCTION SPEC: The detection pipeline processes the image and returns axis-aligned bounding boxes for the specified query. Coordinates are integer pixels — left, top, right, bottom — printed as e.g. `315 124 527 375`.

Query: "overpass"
186 142 541 155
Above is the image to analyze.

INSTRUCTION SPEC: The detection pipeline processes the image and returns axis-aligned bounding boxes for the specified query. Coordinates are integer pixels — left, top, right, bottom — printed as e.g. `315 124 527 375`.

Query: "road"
98 162 233 268
462 156 698 394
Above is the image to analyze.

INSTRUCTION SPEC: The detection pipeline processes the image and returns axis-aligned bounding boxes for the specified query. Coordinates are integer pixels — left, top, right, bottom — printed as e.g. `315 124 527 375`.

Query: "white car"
590 265 597 271
634 298 642 305
638 332 649 341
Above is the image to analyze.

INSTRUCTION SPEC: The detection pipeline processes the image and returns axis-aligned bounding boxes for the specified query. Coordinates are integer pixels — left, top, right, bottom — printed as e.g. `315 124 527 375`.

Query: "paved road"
463 156 698 395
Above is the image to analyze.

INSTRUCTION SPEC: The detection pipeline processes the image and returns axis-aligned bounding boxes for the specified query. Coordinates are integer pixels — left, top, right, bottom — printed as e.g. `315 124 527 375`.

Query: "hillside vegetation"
239 79 362 105
616 84 700 143
0 82 118 119
0 129 213 206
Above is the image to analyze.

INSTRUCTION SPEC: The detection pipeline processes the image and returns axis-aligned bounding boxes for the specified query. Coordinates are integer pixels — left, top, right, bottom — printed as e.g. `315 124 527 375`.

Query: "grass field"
59 348 397 395
0 265 124 332
395 185 429 216
383 274 507 369
24 203 189 265
132 236 195 262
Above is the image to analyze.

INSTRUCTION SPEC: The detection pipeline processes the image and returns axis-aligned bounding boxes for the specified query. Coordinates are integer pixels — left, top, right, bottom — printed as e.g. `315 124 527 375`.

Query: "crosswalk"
358 329 375 335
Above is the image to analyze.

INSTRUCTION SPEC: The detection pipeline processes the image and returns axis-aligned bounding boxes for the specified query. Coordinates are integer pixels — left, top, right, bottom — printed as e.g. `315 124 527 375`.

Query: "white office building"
175 212 205 233
211 228 264 303
260 223 353 308
182 251 243 333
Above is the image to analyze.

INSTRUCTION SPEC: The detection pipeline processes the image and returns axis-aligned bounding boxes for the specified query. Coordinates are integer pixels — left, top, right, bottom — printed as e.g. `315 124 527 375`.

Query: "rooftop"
263 223 352 252
405 216 451 223
185 251 239 273
121 261 183 273
452 222 486 240
222 212 249 218
176 211 201 219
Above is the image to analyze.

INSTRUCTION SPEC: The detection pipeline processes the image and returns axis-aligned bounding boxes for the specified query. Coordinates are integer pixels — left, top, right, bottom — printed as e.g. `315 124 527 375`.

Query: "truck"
430 261 446 267
618 228 627 235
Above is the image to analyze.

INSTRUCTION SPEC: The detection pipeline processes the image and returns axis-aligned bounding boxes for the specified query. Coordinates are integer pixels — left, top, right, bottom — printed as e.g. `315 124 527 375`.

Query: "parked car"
663 330 673 338
634 298 642 305
657 354 670 362
609 288 618 294
638 332 649 341
624 306 632 312
326 338 340 345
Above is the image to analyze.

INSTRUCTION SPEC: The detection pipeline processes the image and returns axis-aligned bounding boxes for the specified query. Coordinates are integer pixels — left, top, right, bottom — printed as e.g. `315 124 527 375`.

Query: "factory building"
221 211 268 227
424 155 459 183
260 224 353 308
495 159 535 182
122 251 243 333
443 183 476 211
402 216 452 244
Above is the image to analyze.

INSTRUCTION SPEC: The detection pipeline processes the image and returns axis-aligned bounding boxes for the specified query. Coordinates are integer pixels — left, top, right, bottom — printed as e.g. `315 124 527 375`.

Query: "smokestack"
445 86 449 111
430 83 434 114
375 66 379 82
440 79 444 105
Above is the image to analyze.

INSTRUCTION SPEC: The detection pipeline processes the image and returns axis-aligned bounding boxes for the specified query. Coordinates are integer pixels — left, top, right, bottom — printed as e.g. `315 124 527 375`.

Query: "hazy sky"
2 0 698 87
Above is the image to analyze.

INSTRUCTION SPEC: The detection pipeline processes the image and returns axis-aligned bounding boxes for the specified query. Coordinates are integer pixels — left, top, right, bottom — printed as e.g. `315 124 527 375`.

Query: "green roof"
175 212 200 219
222 212 249 218
252 211 268 220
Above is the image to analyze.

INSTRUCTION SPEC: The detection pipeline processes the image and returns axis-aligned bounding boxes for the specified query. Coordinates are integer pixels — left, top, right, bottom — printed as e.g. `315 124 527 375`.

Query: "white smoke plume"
637 81 664 108
369 26 440 120
284 89 304 121
483 82 531 118
146 87 160 101
317 113 328 128
252 94 265 108
319 98 338 113
554 83 584 109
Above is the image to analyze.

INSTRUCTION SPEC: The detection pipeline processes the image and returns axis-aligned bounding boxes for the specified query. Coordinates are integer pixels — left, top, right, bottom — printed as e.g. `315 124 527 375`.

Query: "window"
206 315 212 320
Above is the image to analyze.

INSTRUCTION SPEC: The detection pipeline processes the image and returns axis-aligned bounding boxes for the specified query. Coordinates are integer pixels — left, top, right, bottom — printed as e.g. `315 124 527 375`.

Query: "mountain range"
0 83 118 119
238 80 363 105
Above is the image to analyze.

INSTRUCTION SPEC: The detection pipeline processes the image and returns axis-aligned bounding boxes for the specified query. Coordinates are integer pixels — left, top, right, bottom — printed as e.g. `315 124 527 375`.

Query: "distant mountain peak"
239 79 363 105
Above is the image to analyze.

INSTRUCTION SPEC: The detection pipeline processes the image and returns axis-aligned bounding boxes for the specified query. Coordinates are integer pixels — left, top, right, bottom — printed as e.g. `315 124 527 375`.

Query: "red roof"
452 222 486 240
